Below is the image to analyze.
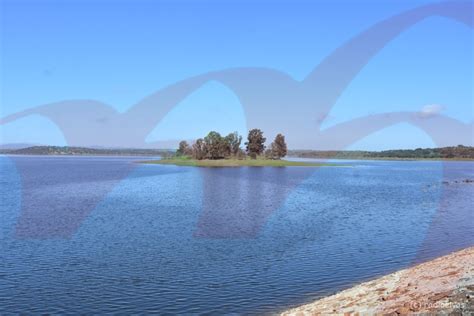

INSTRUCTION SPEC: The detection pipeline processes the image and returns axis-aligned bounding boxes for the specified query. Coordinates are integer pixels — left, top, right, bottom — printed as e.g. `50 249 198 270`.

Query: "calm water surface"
0 156 473 314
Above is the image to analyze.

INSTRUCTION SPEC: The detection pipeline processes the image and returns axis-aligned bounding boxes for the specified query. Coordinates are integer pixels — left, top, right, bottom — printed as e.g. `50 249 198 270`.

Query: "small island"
142 129 334 167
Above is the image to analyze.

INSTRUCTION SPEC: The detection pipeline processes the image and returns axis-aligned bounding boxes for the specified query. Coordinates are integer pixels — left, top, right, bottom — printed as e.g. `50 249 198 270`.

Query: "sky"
0 0 473 150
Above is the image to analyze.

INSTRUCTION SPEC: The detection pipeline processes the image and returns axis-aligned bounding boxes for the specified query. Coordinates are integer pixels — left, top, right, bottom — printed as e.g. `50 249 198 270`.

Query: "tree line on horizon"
2 144 472 160
176 129 287 160
290 144 474 160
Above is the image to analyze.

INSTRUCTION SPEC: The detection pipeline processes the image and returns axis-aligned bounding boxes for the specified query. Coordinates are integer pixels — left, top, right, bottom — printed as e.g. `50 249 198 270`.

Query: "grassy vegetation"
141 156 337 167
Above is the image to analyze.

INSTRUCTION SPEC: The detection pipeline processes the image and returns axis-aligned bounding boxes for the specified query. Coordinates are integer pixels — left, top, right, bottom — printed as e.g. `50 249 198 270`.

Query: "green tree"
177 140 191 156
245 128 266 159
235 148 246 160
224 131 242 157
270 133 287 159
264 148 273 159
192 138 206 160
204 131 226 159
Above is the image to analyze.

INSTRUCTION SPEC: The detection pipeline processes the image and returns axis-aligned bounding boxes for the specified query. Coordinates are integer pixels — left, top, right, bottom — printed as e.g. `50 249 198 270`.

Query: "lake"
0 156 473 314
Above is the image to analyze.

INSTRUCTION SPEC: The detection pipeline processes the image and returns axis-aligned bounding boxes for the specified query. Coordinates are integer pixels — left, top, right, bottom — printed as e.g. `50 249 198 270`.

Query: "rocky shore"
282 247 473 315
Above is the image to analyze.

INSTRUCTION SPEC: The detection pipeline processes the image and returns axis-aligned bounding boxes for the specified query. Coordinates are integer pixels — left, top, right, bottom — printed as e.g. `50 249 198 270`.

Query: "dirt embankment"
282 247 474 315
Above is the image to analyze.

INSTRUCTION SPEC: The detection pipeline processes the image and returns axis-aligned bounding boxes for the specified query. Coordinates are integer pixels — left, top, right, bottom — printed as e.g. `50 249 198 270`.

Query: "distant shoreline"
2 153 473 162
288 156 474 162
288 145 474 161
0 146 172 157
1 145 473 161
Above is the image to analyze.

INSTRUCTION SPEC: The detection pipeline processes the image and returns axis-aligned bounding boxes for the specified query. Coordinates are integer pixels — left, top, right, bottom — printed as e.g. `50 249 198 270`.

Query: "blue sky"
0 0 472 149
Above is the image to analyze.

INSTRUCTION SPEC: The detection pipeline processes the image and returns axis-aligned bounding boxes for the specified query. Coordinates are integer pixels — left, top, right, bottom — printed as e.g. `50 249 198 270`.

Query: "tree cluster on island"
176 129 287 160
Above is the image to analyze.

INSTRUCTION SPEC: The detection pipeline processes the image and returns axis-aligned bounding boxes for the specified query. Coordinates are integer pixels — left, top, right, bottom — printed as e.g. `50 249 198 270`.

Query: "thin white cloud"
418 104 444 118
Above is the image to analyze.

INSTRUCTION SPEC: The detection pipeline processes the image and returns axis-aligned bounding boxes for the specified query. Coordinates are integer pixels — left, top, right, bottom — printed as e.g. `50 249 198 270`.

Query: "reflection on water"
195 167 313 238
0 156 473 314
